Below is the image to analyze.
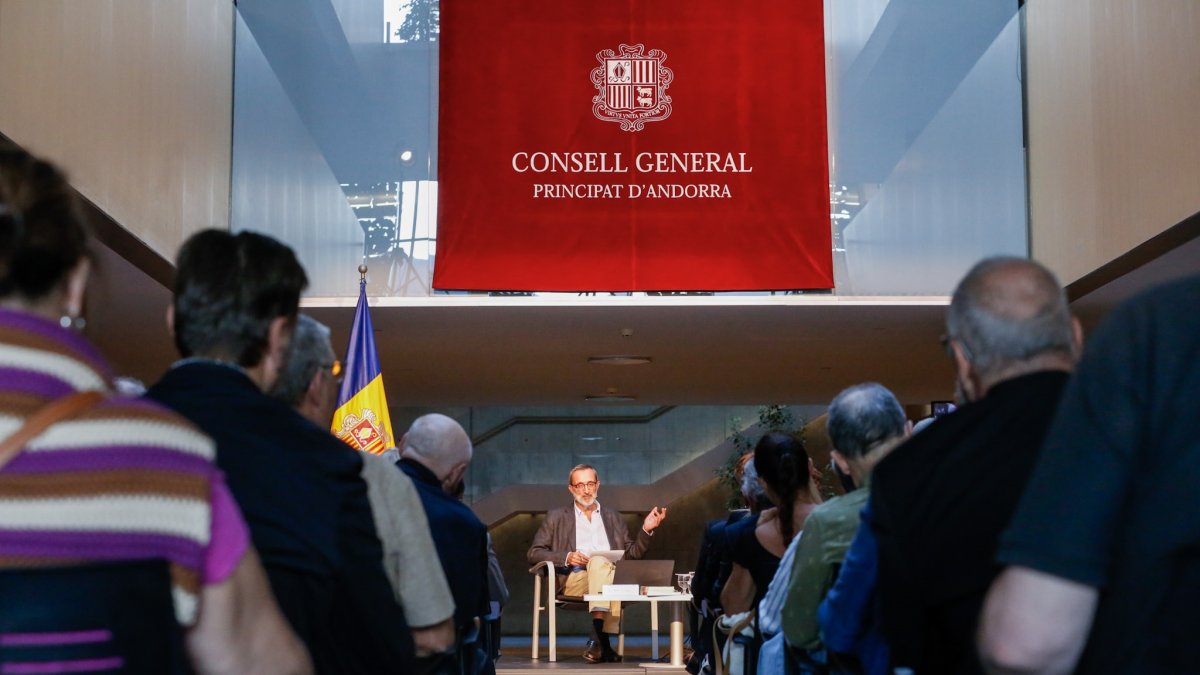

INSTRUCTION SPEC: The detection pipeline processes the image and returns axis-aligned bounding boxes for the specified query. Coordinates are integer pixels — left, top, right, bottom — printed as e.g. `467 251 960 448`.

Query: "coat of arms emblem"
336 409 391 455
591 43 673 132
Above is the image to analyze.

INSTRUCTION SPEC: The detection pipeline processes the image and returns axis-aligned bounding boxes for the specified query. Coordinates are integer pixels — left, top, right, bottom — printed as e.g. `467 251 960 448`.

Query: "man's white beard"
576 494 597 509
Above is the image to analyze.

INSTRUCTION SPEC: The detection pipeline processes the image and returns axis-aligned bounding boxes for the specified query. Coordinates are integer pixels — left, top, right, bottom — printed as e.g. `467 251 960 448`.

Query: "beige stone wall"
0 0 234 260
1026 0 1200 284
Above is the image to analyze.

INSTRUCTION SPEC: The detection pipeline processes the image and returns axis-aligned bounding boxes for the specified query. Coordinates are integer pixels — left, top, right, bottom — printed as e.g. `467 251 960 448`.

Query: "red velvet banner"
434 0 832 292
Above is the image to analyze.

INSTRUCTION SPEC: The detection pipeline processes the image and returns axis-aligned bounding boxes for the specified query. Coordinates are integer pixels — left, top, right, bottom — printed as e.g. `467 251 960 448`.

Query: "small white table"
583 592 692 668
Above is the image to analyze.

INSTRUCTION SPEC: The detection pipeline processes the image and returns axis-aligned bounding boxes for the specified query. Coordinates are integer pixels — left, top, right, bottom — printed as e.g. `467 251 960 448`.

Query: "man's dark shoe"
602 650 623 663
583 639 604 663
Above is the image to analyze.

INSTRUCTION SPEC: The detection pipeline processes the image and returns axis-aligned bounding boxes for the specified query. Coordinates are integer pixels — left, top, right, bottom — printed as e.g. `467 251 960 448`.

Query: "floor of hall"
495 635 690 672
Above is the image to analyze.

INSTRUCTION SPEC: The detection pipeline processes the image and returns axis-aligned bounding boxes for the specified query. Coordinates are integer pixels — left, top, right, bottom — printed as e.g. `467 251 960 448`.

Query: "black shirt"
727 512 777 609
148 361 414 673
870 369 1070 674
999 274 1200 674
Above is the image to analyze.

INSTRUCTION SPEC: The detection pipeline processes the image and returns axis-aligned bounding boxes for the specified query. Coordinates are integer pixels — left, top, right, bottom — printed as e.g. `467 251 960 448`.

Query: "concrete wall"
467 406 762 501
1026 0 1200 283
0 0 234 259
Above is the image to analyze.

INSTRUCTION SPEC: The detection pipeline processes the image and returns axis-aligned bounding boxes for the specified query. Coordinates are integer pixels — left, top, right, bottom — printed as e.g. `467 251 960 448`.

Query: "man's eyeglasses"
571 481 598 490
324 360 343 381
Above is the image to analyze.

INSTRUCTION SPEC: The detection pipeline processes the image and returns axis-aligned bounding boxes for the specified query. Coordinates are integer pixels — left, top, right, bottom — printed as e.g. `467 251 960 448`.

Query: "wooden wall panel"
0 0 233 261
1027 0 1200 283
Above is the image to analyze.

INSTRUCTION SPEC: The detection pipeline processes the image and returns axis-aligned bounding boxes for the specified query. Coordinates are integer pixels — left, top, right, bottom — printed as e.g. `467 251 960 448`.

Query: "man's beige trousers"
564 555 621 633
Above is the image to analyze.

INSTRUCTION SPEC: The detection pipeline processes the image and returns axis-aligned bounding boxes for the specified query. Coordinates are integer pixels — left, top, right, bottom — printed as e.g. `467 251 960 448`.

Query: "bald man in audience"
868 256 1082 674
397 414 492 671
271 315 457 660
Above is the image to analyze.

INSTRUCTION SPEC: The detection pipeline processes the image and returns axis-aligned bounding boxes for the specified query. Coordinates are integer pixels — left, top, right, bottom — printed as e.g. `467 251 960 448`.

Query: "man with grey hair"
781 383 909 658
868 256 1082 674
271 315 458 662
527 464 667 663
398 414 492 672
740 456 769 509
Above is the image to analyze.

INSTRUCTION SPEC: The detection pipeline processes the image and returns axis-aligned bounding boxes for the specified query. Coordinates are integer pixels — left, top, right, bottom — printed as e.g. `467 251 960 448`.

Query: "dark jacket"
694 510 751 611
148 361 414 673
399 458 491 634
527 502 653 591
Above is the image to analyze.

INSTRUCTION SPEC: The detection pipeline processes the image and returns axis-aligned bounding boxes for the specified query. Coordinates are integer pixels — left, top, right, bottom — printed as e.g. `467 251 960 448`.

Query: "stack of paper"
602 584 640 595
641 586 678 596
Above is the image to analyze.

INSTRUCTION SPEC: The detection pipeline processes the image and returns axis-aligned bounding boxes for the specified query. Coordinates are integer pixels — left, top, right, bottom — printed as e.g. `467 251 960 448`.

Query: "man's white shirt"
572 501 610 564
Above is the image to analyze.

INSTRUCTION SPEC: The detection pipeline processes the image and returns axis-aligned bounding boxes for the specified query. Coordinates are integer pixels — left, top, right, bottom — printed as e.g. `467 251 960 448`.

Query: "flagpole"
331 263 395 454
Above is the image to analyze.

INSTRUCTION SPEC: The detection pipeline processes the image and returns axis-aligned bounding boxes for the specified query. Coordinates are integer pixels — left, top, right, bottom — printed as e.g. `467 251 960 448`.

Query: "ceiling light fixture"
584 394 638 402
587 355 652 366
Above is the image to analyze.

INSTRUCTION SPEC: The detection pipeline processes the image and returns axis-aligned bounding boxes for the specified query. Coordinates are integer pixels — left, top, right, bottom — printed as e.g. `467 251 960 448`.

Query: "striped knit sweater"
0 308 218 626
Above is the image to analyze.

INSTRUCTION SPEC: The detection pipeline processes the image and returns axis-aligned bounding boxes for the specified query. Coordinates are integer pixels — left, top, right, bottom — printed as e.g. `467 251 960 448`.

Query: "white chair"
529 560 627 661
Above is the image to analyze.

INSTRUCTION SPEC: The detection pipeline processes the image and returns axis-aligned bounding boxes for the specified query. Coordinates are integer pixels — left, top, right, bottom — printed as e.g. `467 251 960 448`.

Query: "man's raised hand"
643 506 668 533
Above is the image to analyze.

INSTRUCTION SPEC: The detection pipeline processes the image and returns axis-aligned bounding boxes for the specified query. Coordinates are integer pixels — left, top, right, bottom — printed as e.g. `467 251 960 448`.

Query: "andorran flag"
331 280 394 455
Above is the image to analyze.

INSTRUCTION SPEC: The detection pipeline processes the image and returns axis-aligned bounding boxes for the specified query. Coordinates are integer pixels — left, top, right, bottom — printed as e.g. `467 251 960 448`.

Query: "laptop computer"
612 559 676 588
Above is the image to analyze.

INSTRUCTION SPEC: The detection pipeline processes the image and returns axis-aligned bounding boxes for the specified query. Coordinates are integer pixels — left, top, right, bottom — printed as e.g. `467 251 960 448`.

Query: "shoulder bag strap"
713 617 727 675
0 390 104 470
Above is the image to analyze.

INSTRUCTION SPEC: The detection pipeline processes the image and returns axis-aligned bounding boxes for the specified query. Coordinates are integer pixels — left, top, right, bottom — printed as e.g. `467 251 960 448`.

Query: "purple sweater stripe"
1 657 124 674
107 396 174 415
0 530 206 571
3 446 216 476
0 368 74 400
0 630 112 646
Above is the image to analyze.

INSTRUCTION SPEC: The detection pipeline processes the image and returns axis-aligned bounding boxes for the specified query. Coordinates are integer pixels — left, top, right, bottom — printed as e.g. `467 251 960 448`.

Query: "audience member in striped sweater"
0 144 310 673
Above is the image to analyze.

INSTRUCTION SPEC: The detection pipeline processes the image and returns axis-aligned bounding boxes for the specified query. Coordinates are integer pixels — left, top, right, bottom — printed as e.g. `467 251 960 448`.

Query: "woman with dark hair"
0 144 310 674
721 431 822 613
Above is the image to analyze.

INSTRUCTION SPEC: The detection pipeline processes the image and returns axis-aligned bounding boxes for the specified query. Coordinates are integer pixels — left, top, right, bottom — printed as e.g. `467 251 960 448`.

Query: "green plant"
717 405 804 509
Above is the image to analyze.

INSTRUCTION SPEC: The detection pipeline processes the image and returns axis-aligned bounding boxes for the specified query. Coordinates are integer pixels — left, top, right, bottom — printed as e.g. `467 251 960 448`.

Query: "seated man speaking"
527 464 667 663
